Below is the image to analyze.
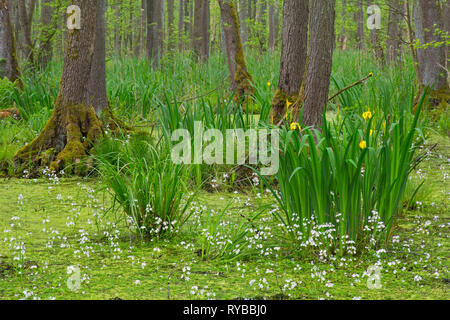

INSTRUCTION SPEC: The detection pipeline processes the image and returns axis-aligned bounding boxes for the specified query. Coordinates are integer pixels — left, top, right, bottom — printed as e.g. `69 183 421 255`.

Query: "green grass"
0 50 449 300
0 131 448 299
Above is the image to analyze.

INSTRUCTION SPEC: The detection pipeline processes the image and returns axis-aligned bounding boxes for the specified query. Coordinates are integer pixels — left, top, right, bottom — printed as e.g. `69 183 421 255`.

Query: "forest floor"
0 131 448 300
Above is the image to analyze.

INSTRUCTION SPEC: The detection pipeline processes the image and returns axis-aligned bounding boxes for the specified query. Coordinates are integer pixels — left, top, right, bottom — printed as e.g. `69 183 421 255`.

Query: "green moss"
270 89 299 125
99 106 132 133
227 2 254 104
14 100 102 176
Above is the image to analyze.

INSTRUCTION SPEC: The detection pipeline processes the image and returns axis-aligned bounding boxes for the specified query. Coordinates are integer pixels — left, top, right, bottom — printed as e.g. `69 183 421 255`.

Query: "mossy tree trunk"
270 0 308 124
0 0 22 86
15 0 102 175
218 0 253 103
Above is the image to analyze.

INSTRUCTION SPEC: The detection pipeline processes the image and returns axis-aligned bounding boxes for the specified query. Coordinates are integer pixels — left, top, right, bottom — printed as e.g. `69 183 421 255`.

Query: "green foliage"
258 96 425 255
197 204 263 262
95 133 196 239
0 77 18 109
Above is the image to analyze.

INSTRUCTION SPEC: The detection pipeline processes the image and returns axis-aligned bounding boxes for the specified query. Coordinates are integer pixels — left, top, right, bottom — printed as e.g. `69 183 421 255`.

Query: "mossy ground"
0 132 448 300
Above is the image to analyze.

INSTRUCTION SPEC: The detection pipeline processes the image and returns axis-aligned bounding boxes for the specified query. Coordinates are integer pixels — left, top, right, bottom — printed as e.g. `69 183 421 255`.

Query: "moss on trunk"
14 100 102 175
271 89 295 124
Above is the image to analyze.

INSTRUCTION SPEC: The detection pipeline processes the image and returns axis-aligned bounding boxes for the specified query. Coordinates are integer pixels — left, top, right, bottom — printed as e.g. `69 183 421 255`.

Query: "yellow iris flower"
290 122 301 131
359 140 367 150
362 111 373 121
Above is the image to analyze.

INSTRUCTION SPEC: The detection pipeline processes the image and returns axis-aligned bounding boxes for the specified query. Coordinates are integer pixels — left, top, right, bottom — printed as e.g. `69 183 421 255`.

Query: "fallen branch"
275 73 374 127
328 73 374 101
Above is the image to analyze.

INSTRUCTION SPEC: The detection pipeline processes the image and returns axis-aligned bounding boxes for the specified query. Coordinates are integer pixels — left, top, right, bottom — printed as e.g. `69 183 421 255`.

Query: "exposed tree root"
99 105 132 133
14 101 102 175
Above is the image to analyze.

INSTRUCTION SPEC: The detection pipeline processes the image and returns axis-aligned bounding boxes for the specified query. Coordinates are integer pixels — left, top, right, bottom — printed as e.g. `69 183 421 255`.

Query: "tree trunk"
268 1 279 51
186 0 193 39
146 0 162 66
87 0 108 115
114 0 121 56
415 0 449 103
193 0 210 59
37 0 56 70
302 0 336 128
271 0 308 124
193 0 203 57
0 0 21 86
15 0 102 175
167 0 175 51
355 0 364 50
8 0 19 51
443 0 449 80
134 0 146 57
256 0 267 51
219 0 254 102
370 1 385 66
201 0 210 60
159 0 164 55
178 0 184 50
239 0 247 48
338 0 348 50
18 0 36 65
386 0 402 65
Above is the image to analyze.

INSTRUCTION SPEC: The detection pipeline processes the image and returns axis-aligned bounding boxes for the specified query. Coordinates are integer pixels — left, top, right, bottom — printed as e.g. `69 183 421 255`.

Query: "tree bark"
167 0 175 51
355 0 364 50
15 0 102 175
443 0 449 80
193 0 203 57
201 0 210 60
87 0 108 115
442 0 450 74
239 0 247 48
18 0 36 65
386 0 403 64
193 0 210 60
219 0 254 102
271 0 308 124
268 1 279 51
370 0 385 66
37 0 57 70
134 0 146 57
114 0 121 56
415 0 449 102
0 0 21 85
255 0 267 51
146 0 163 66
302 0 336 128
338 0 348 50
178 0 184 50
